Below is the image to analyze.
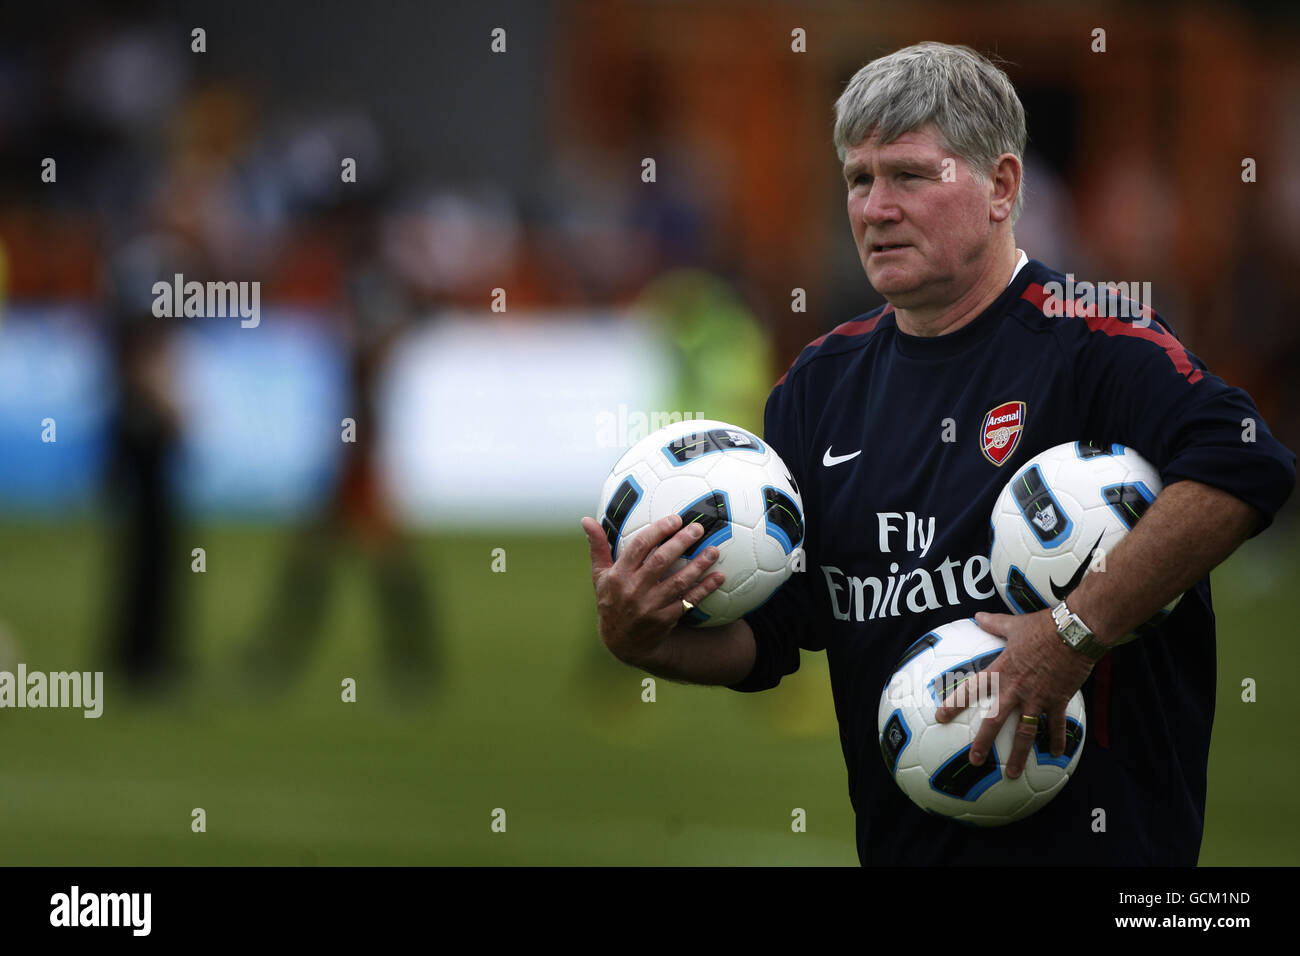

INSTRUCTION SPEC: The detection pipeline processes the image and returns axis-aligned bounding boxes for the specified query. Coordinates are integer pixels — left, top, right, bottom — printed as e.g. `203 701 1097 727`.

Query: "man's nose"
861 181 901 225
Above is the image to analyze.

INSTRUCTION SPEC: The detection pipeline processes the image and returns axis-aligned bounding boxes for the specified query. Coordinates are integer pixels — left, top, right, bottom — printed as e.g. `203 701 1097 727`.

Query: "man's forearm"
633 618 757 686
1068 479 1260 645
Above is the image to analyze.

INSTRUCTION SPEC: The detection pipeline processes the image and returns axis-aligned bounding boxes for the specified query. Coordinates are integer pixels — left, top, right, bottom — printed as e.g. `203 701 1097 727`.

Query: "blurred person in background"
242 186 442 699
103 233 194 691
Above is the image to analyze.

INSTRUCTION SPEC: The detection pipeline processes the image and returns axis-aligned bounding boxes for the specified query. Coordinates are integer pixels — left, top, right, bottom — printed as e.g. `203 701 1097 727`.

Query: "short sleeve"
731 368 824 692
1071 312 1295 535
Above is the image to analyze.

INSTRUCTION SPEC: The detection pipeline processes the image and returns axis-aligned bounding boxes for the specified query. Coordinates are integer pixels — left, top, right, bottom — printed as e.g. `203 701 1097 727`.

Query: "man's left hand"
935 609 1096 778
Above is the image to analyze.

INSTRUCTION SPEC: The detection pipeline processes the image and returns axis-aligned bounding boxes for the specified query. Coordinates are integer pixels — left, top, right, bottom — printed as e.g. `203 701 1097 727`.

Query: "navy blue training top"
735 256 1296 865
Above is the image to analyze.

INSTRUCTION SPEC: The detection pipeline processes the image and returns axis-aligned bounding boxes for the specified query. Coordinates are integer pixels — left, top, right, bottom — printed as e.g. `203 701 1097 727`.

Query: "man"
581 42 1295 864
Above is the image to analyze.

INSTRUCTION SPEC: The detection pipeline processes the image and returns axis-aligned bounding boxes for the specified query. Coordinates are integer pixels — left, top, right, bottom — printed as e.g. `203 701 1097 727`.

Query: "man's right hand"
580 513 725 668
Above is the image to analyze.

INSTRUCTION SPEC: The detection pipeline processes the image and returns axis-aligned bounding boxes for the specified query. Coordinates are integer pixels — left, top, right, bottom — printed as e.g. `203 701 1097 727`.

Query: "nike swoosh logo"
823 446 862 467
1051 533 1104 599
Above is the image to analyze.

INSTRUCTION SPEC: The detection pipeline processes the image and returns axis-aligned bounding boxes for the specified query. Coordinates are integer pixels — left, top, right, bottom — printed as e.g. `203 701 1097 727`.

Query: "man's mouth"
870 243 910 253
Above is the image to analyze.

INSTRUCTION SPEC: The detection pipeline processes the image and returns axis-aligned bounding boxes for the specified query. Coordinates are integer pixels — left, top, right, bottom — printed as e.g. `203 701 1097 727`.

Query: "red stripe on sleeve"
774 308 891 387
1020 282 1202 384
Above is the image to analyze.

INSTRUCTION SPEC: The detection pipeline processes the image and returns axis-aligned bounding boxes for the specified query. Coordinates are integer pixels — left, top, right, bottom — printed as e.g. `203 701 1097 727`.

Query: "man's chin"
865 264 925 303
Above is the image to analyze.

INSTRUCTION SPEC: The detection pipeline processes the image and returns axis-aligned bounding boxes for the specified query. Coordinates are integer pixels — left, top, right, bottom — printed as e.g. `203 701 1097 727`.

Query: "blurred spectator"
103 232 195 691
241 198 442 698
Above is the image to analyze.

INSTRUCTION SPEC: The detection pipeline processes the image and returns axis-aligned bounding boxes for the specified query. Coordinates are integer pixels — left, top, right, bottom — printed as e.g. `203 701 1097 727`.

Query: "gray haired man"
582 42 1294 864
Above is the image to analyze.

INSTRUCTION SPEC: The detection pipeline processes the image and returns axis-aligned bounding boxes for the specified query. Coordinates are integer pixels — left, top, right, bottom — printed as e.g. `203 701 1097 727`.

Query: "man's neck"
893 243 1020 338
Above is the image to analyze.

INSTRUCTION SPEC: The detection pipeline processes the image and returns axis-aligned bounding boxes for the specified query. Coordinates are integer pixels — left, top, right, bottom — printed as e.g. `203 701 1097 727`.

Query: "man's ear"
990 153 1022 223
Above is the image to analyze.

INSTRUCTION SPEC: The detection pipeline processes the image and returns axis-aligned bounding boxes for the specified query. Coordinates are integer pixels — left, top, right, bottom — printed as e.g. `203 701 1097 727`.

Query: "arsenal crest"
981 401 1026 466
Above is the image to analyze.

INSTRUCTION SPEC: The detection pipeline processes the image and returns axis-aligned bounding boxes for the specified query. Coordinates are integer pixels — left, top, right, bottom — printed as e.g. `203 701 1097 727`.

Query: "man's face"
843 124 997 309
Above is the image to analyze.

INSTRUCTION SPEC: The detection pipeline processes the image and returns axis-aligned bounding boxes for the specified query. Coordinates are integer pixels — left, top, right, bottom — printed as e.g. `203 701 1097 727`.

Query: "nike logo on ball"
823 446 862 467
1051 533 1105 599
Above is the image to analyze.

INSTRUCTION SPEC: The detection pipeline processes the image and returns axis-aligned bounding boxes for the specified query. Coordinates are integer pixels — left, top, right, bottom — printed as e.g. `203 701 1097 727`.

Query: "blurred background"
0 0 1297 864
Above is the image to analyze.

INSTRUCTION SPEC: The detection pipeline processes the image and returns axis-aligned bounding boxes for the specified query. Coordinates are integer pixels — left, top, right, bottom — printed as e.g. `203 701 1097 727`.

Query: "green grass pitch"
0 519 1294 865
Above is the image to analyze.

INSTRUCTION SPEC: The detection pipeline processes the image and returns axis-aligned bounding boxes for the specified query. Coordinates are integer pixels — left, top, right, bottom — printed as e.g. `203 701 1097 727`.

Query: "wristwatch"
1051 600 1109 661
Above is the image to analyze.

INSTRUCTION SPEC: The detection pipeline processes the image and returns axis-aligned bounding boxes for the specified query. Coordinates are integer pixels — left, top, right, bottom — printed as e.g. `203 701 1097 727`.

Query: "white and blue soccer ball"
878 617 1086 825
596 419 804 627
989 440 1180 642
